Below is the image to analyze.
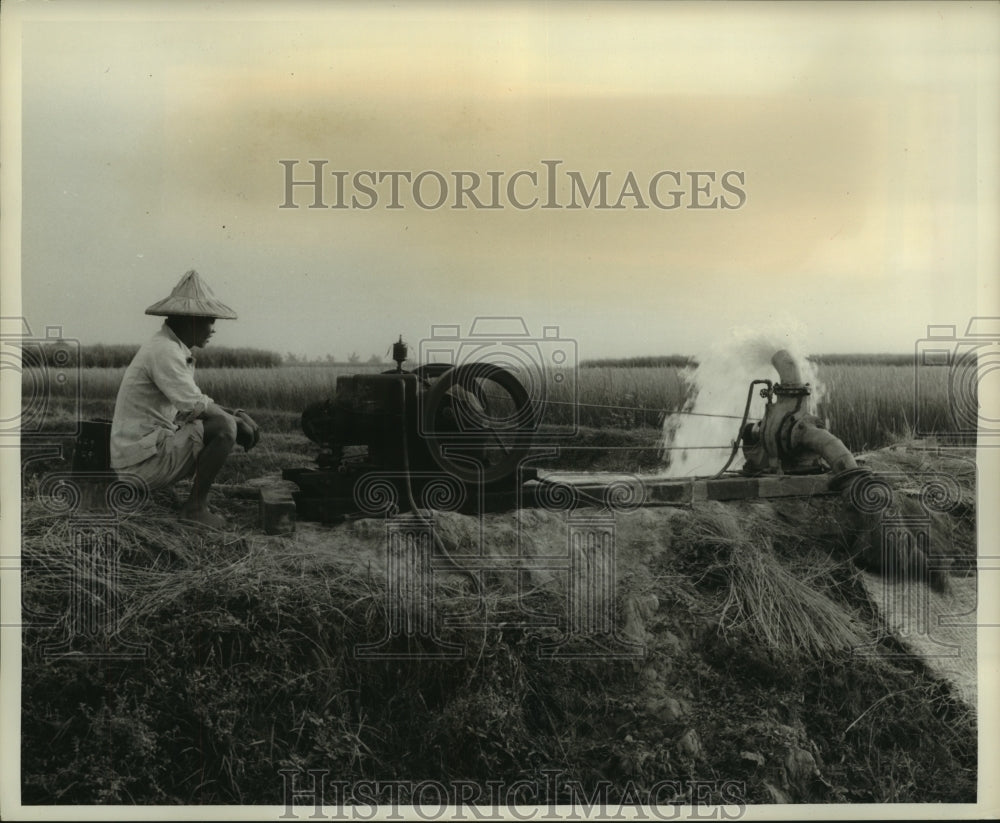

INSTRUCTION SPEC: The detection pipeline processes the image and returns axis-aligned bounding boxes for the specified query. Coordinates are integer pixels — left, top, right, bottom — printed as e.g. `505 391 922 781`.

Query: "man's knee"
203 410 237 445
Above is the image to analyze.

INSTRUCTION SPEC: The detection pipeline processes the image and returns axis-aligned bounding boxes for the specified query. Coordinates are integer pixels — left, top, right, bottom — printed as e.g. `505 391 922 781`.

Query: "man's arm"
149 349 260 449
201 403 261 451
199 402 233 419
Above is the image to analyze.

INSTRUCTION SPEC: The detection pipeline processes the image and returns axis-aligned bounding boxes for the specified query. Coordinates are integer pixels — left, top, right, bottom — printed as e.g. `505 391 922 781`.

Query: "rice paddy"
26 359 959 452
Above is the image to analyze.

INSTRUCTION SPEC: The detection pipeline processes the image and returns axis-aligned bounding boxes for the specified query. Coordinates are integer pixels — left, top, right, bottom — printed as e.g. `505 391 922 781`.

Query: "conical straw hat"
144 270 238 319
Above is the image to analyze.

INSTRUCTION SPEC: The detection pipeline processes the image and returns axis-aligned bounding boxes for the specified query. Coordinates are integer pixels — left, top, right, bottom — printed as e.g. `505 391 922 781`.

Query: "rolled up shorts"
125 421 205 490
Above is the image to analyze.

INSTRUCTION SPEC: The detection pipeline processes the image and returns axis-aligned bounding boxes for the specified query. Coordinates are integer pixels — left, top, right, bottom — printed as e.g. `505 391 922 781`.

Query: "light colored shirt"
110 323 214 469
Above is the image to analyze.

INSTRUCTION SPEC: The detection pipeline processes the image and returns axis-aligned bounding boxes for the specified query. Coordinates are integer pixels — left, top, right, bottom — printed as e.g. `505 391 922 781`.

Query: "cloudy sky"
5 1 998 362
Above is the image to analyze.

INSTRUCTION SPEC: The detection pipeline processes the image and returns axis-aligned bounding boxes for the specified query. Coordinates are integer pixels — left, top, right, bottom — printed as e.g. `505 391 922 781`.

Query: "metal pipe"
714 379 772 478
793 421 858 474
774 349 858 473
771 349 804 386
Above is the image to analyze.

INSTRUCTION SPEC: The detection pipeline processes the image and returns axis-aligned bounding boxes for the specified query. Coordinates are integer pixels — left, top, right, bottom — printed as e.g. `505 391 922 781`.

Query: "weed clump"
673 503 868 660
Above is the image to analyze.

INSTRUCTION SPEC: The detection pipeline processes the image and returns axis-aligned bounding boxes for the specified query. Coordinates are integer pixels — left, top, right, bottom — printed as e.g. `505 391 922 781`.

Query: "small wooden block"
259 486 296 535
77 478 111 512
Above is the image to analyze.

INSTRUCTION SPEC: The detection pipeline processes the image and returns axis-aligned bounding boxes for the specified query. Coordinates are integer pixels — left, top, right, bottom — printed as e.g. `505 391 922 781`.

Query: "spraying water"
659 327 825 478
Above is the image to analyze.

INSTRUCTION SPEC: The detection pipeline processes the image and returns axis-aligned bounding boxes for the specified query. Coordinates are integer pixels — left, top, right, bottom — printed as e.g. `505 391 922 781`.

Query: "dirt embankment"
20 445 977 805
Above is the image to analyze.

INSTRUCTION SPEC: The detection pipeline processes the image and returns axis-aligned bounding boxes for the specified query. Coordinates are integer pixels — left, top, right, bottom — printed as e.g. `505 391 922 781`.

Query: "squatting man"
110 270 260 528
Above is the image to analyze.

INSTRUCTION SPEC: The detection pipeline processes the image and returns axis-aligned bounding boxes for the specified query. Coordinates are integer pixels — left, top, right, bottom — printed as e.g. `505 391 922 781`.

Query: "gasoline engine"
285 338 540 520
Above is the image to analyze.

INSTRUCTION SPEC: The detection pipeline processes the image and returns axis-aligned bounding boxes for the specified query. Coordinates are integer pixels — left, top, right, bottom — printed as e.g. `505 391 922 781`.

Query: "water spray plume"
659 327 825 478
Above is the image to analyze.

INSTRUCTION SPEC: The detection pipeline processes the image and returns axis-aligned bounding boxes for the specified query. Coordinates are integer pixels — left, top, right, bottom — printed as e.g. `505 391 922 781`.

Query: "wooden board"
532 470 836 506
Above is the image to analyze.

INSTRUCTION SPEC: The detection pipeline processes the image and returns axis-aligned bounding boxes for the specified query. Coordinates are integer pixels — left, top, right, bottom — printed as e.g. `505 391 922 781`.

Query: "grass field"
24 360 962 454
16 355 979 806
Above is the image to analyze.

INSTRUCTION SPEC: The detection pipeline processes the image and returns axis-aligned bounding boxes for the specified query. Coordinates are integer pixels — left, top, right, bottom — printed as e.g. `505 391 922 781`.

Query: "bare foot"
178 504 227 529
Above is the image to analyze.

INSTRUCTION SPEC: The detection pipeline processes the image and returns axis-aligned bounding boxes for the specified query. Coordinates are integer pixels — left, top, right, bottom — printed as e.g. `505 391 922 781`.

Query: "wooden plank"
646 481 693 505
531 473 694 507
704 477 759 501
755 474 833 498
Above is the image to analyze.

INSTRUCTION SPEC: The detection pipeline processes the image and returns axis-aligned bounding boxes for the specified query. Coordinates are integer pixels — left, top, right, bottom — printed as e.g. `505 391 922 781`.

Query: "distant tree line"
580 355 696 369
25 342 283 368
581 353 919 368
283 351 388 366
807 353 916 366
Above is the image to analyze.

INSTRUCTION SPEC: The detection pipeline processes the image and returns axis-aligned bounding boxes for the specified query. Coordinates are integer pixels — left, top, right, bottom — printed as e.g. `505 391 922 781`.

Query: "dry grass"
17 414 978 804
676 504 869 659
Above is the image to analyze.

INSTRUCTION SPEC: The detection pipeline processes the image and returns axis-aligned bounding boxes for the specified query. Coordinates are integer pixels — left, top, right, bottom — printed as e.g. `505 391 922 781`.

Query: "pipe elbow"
771 349 804 386
793 420 857 474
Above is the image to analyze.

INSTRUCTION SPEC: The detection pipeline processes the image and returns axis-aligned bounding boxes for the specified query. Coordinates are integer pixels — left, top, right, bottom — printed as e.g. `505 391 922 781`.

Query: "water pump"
740 350 858 477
